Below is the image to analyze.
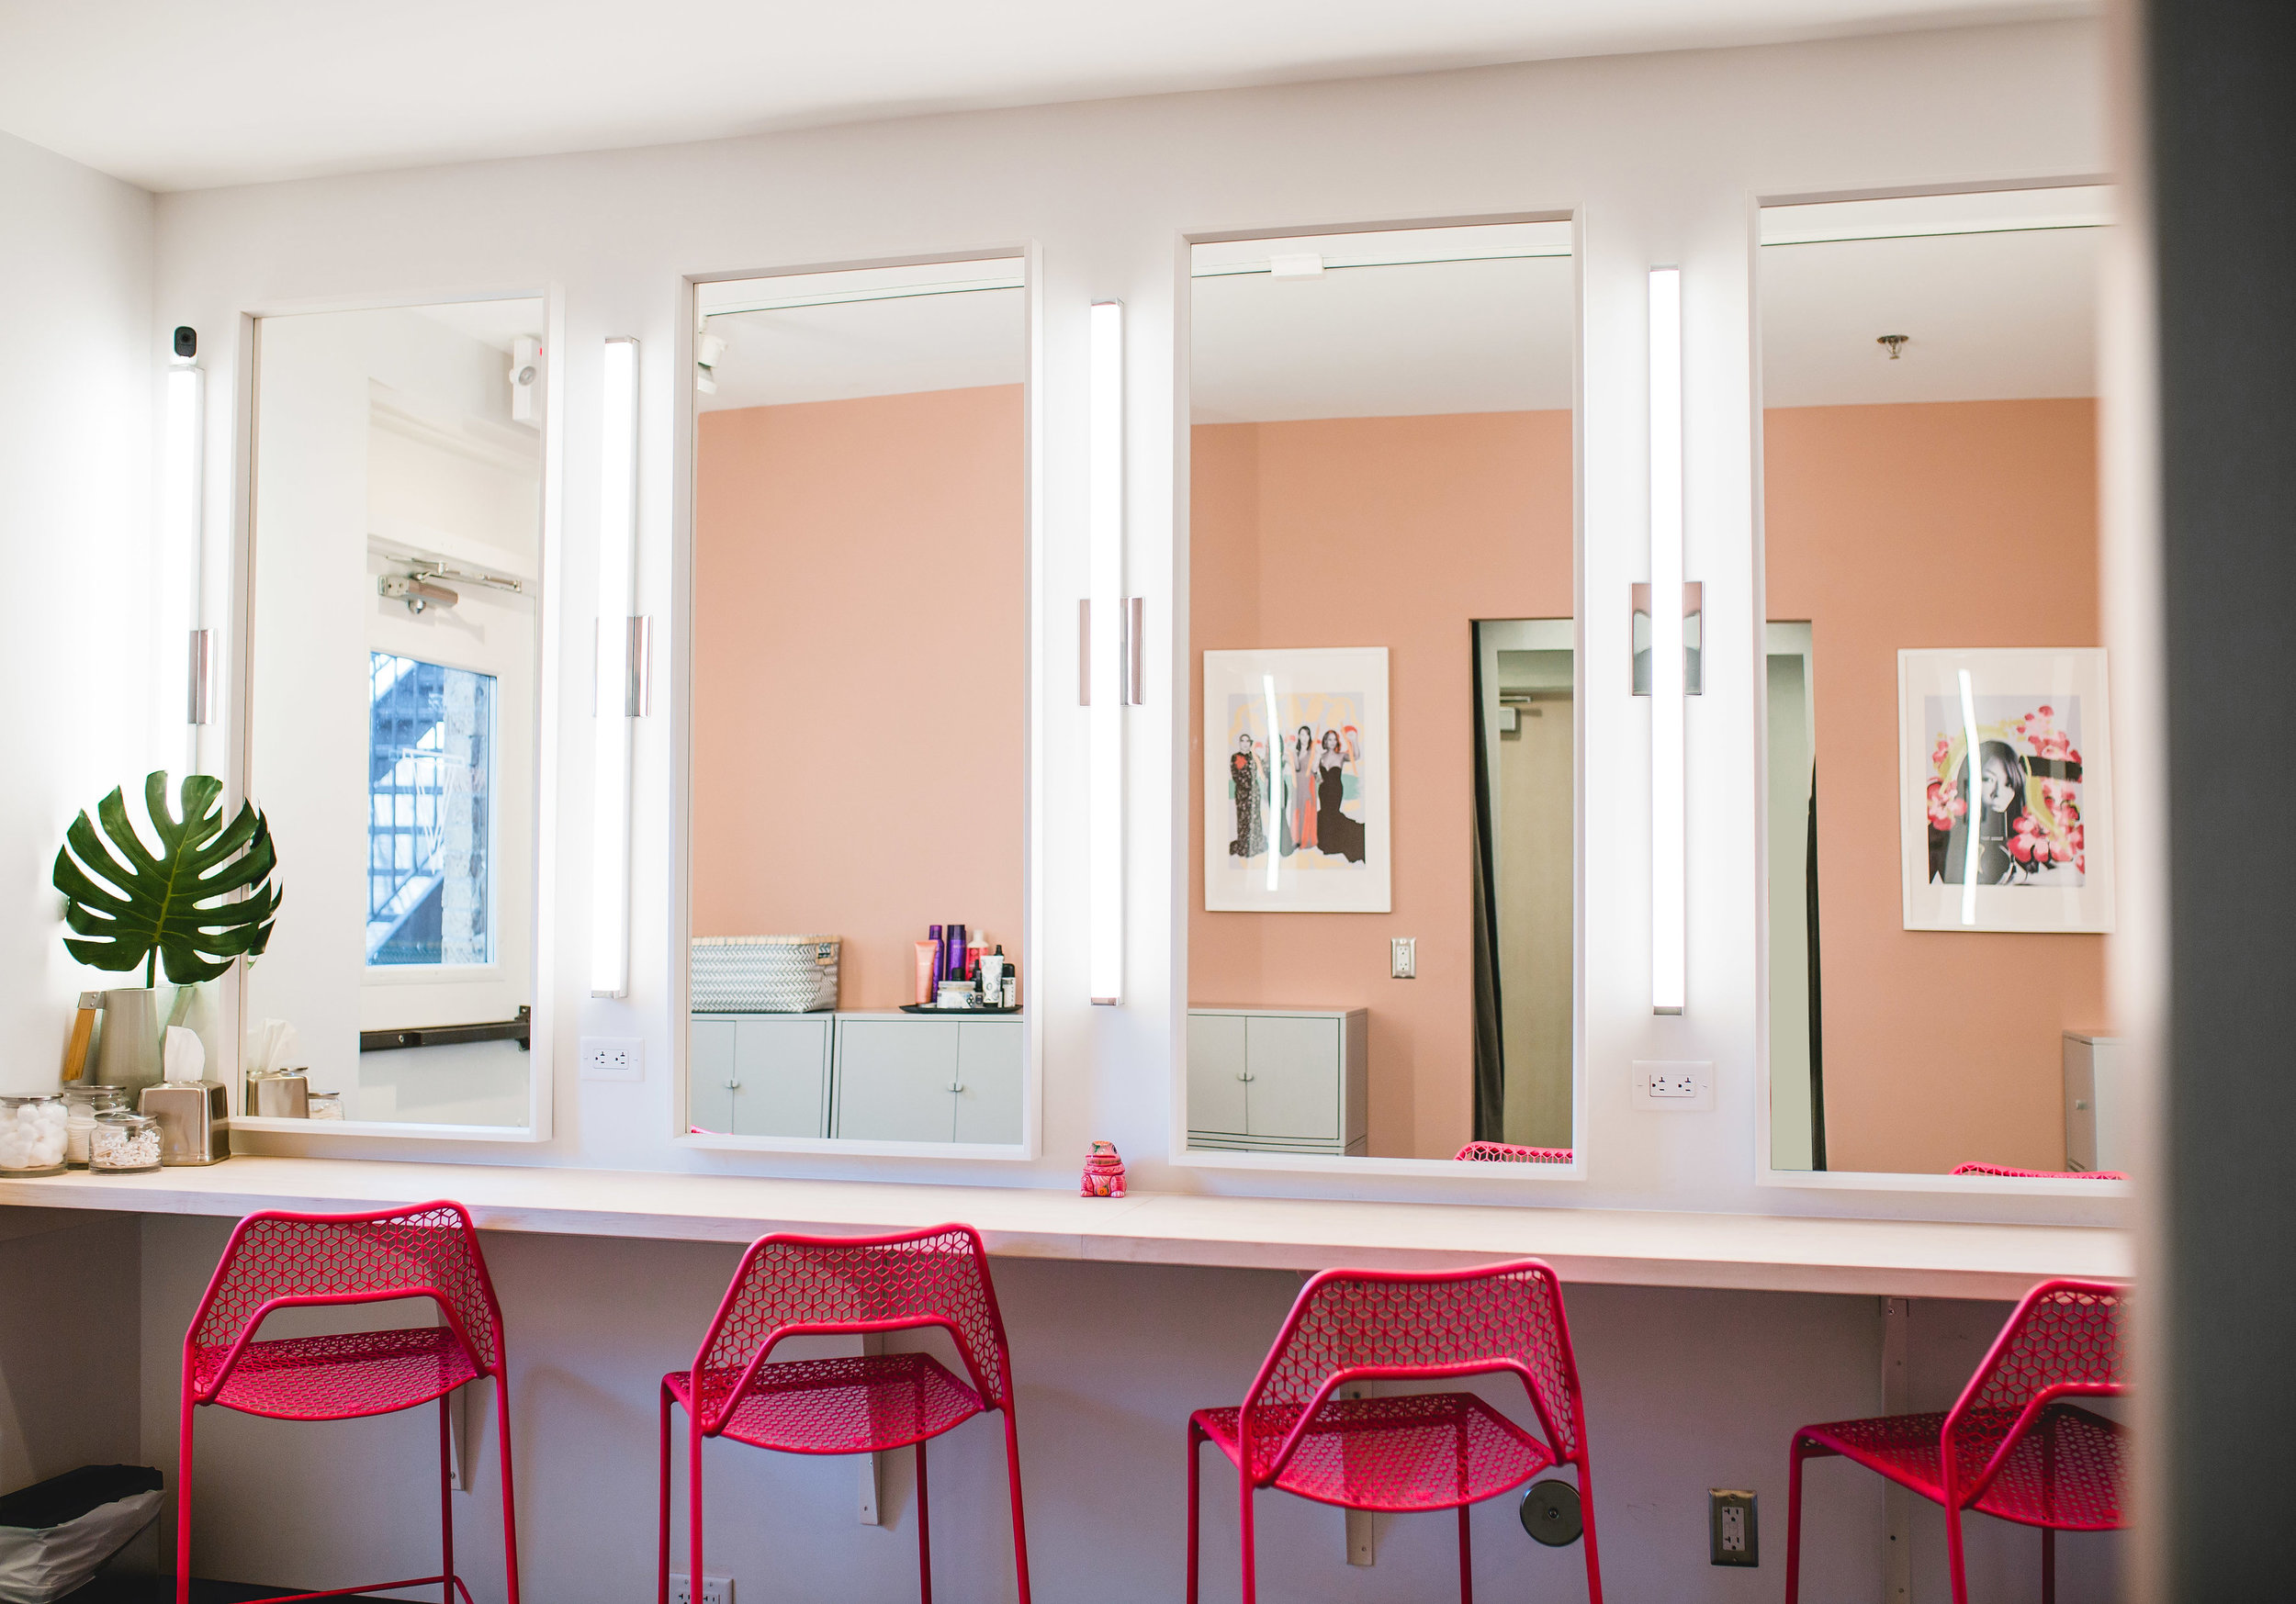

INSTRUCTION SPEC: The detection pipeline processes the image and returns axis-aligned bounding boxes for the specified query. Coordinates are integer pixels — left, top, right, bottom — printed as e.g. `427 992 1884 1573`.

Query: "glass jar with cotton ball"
0 1094 70 1175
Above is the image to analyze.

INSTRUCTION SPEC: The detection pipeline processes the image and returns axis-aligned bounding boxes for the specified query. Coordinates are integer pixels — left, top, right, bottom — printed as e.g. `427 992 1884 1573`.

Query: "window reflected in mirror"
1761 187 2120 1177
1187 221 1576 1163
246 297 546 1127
685 259 1028 1150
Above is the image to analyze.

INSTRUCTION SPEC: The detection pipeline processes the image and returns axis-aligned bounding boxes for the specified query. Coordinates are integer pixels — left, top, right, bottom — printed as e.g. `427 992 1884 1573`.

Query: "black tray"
898 1003 1022 1015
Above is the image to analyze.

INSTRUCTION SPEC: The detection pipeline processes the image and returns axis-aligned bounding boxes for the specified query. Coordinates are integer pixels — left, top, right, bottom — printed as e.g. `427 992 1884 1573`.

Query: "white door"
834 1019 957 1142
1244 1015 1342 1141
1187 1014 1249 1135
732 1016 831 1138
689 1018 737 1133
951 1020 1023 1145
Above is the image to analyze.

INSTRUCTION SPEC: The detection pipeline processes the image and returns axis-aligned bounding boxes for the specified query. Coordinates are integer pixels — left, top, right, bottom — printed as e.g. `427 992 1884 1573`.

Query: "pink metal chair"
1455 1141 1573 1164
1187 1260 1603 1604
176 1202 518 1604
658 1225 1030 1604
1785 1279 2128 1604
1953 1163 2128 1181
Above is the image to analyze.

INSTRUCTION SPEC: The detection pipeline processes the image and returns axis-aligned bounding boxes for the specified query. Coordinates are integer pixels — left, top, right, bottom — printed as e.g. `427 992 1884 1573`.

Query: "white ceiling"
1761 189 2107 406
0 0 2086 193
1192 224 1575 422
694 260 1025 411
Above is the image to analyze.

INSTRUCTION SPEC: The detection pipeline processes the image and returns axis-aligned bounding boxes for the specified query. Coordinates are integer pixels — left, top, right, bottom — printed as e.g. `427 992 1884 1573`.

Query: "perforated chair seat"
665 1352 985 1455
200 1325 480 1421
1796 1403 2126 1530
1193 1392 1554 1511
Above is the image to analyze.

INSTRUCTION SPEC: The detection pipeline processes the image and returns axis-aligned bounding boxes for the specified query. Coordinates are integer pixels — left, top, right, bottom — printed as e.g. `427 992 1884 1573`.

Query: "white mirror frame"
1167 211 1589 1183
1746 179 2130 1201
668 247 1045 1162
227 286 567 1144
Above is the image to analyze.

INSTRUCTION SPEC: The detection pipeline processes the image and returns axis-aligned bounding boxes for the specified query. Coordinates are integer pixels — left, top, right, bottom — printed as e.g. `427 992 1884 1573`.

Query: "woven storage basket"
691 935 839 1013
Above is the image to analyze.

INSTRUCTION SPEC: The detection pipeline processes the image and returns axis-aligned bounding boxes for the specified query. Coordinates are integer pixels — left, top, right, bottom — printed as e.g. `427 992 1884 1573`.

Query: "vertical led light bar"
1087 300 1125 1005
1648 267 1686 1015
590 336 639 998
163 357 207 773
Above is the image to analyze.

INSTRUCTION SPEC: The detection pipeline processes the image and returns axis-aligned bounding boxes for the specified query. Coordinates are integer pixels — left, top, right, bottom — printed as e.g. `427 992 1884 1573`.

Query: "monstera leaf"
53 772 282 985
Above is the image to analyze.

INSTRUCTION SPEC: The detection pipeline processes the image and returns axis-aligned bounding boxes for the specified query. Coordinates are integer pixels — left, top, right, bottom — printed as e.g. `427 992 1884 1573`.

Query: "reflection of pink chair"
1187 1261 1603 1604
177 1202 520 1604
1785 1279 2128 1604
1953 1163 2127 1181
1455 1141 1573 1164
658 1225 1030 1604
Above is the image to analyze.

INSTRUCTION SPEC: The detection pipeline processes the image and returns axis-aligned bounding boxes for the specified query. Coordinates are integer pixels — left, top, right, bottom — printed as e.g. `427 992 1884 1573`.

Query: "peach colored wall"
692 386 1024 1009
1765 399 2106 1173
1189 413 1573 1159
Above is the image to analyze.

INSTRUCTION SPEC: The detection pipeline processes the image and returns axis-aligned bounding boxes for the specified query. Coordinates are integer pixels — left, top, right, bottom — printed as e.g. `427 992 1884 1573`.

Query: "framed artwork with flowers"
1898 647 2114 933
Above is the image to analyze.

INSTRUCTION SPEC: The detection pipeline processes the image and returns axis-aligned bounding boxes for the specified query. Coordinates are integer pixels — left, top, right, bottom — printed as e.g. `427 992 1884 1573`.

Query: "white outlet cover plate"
1390 937 1416 979
1631 1060 1714 1111
580 1035 644 1082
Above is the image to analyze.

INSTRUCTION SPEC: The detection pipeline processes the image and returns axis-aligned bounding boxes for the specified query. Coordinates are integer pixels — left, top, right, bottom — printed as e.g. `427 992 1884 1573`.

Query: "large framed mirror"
680 255 1033 1156
241 295 553 1133
1182 219 1579 1170
1758 185 2124 1183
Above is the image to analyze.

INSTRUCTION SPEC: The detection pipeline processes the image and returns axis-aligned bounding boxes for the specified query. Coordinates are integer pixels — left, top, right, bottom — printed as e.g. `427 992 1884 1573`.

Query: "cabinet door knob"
948 1082 965 1094
1238 1072 1255 1082
723 1080 741 1090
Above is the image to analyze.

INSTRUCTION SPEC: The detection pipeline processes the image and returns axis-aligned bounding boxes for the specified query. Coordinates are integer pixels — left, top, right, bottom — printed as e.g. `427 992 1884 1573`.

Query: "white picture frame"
1202 647 1391 914
1898 647 2114 933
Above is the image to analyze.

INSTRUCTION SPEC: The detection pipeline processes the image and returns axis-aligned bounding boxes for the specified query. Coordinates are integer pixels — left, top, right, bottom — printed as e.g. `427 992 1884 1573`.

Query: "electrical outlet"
1631 1060 1714 1111
1390 937 1416 980
579 1035 643 1082
668 1575 734 1604
1709 1489 1758 1566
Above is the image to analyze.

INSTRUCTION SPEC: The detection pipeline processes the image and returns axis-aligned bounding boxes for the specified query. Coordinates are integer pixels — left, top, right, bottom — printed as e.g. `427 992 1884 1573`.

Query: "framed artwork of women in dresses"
1898 646 2114 933
1202 647 1391 913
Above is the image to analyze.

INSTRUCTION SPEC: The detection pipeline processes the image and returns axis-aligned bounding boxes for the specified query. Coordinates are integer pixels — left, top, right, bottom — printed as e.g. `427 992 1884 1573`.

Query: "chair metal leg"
492 1373 521 1604
1237 1477 1257 1604
174 1389 196 1604
688 1409 706 1604
657 1383 675 1604
1784 1437 1807 1604
1577 1455 1605 1604
1457 1501 1473 1604
1185 1419 1204 1604
2043 1526 2057 1604
1000 1408 1032 1604
1946 1503 1970 1604
438 1396 456 1604
915 1435 932 1604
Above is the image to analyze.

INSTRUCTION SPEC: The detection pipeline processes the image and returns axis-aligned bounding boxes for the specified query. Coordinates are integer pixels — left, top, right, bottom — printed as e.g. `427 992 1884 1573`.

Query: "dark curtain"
1469 631 1506 1143
1806 765 1827 1171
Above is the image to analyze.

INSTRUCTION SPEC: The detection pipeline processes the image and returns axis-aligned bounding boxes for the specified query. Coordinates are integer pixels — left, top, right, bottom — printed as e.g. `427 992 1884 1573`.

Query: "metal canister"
249 1070 310 1118
141 1081 231 1164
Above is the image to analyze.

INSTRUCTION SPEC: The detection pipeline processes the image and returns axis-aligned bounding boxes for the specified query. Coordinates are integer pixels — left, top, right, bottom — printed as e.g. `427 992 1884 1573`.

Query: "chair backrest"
693 1225 1011 1431
1242 1261 1586 1473
1952 1163 2128 1180
186 1202 503 1396
1455 1141 1574 1164
1944 1278 2128 1500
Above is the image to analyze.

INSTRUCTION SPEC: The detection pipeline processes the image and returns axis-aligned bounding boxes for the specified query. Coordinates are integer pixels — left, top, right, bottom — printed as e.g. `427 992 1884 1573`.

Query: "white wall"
159 20 2120 1228
0 129 157 1087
